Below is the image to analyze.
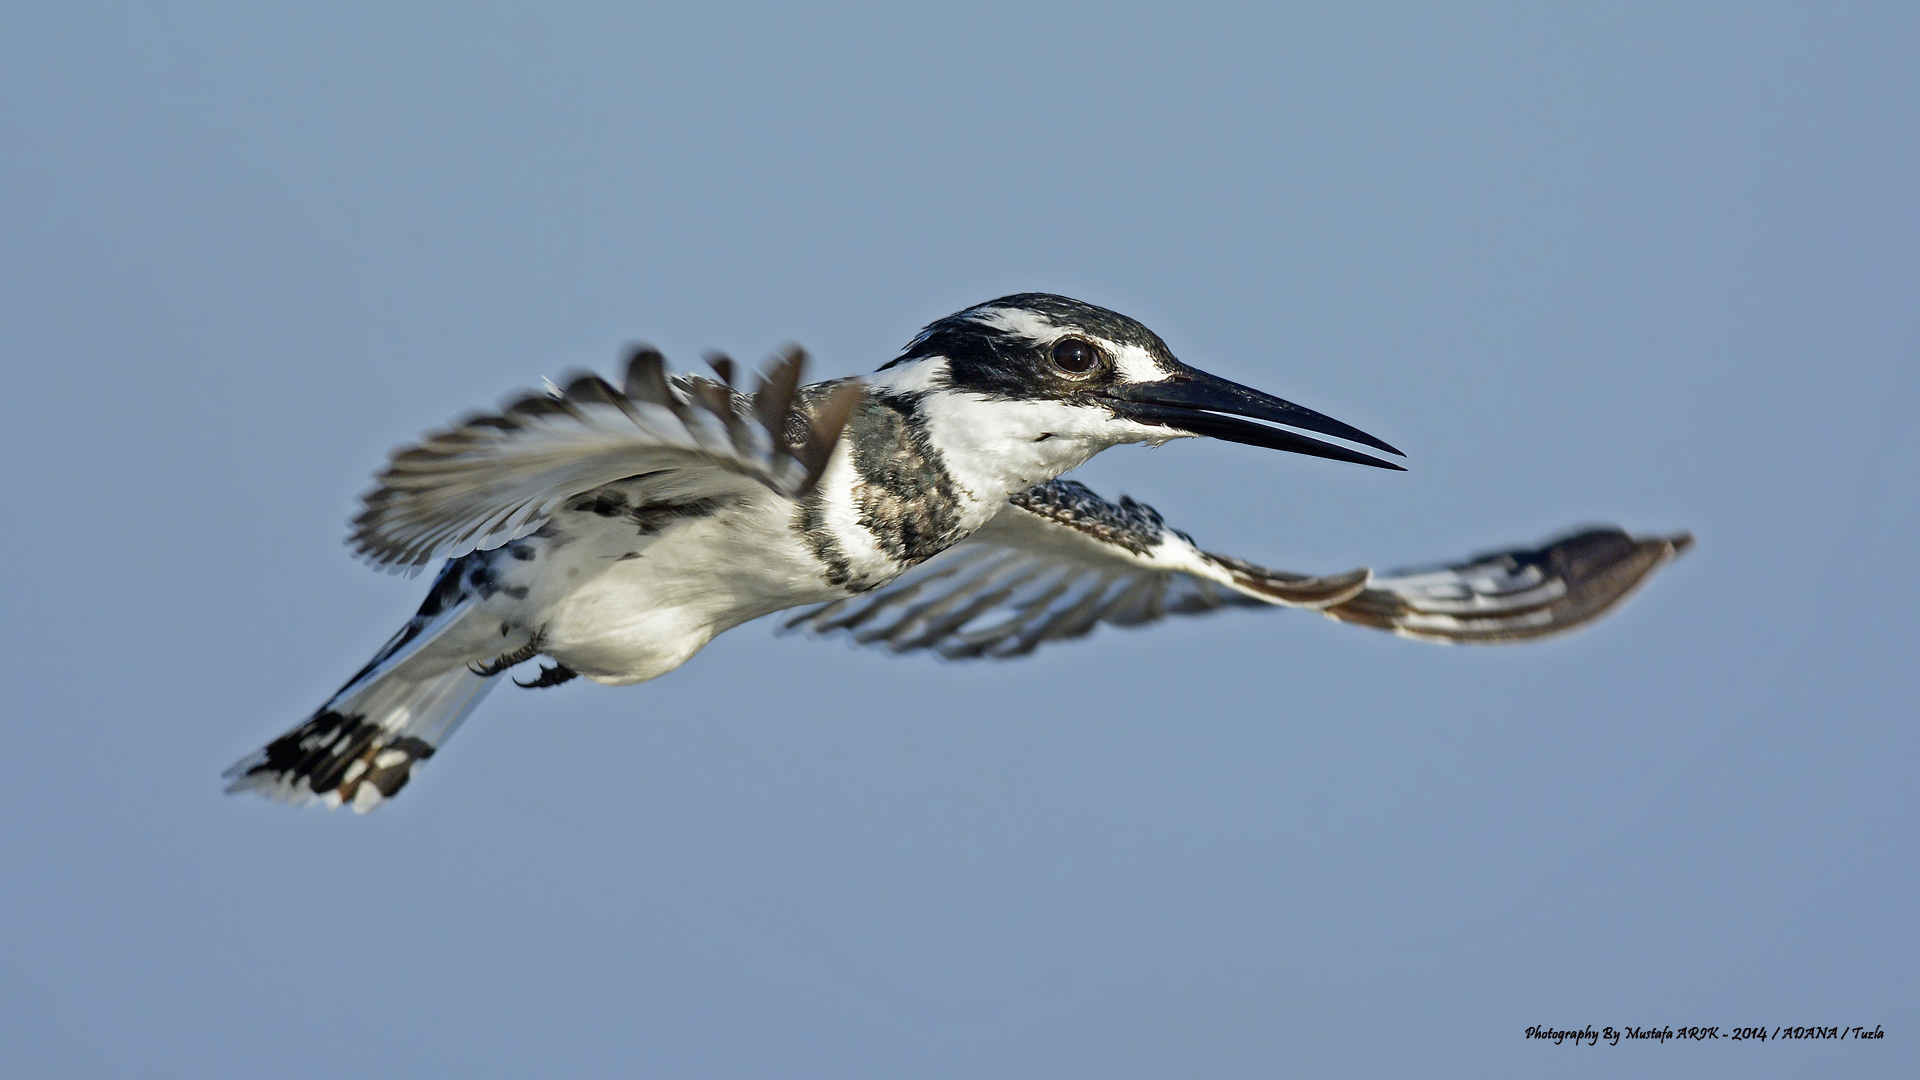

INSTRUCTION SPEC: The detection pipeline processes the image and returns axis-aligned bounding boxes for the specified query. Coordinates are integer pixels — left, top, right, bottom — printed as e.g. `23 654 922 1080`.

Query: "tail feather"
224 667 499 812
226 555 513 812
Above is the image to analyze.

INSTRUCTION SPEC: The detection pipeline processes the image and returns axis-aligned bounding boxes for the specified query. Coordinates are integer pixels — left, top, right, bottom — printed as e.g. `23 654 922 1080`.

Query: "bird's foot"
514 663 579 689
468 641 539 677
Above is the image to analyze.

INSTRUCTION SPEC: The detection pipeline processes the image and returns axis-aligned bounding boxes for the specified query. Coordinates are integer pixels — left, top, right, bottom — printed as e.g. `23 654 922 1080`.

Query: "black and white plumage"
786 486 1691 658
225 293 1690 811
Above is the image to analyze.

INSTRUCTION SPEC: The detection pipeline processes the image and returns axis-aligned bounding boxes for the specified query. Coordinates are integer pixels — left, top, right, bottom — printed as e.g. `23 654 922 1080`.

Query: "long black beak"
1101 366 1406 470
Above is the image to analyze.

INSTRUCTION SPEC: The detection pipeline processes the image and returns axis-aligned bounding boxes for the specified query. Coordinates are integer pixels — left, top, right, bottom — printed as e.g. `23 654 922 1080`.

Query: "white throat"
867 357 1181 530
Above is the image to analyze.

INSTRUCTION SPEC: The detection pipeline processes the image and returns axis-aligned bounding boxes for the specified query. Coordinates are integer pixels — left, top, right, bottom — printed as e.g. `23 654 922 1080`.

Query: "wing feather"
787 480 1689 659
350 346 862 571
785 479 1370 660
1322 528 1692 643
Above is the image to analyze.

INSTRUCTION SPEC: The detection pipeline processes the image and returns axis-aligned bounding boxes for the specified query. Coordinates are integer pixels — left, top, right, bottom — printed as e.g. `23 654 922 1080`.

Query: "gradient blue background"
3 4 1913 1076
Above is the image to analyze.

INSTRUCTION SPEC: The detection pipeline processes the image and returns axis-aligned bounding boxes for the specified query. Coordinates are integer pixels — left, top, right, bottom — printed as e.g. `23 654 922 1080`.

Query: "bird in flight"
226 294 1690 811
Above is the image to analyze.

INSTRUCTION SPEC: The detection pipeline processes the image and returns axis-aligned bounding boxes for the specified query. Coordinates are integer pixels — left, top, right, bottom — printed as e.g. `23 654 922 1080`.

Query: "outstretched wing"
1321 527 1692 643
784 479 1372 660
787 479 1690 659
350 347 863 571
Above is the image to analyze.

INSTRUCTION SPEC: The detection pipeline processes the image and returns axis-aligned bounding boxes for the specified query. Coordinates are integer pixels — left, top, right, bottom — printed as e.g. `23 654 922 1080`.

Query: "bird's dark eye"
1050 338 1099 376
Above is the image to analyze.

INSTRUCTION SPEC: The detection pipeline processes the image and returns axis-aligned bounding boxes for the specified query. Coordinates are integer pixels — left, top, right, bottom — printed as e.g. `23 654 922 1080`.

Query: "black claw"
514 663 579 689
468 641 539 677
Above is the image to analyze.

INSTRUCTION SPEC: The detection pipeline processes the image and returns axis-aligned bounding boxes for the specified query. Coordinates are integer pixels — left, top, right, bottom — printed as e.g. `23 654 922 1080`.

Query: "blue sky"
2 4 1914 1076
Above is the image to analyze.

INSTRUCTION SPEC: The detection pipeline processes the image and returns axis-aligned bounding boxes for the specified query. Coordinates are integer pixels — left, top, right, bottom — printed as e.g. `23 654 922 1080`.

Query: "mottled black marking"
569 490 629 517
294 713 381 794
781 403 814 450
234 709 359 791
565 480 732 539
430 550 530 602
1008 479 1179 557
791 390 973 589
847 397 968 568
416 555 472 619
784 385 858 588
629 496 730 536
466 559 500 599
506 541 537 561
231 709 438 800
793 492 854 589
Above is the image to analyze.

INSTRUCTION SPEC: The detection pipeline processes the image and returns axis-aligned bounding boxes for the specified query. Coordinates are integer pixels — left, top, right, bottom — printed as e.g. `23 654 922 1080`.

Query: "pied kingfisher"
226 294 1691 811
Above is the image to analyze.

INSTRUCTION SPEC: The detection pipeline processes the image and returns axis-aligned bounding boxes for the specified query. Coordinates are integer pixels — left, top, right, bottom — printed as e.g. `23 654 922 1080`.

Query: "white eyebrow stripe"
968 306 1057 339
1110 343 1173 383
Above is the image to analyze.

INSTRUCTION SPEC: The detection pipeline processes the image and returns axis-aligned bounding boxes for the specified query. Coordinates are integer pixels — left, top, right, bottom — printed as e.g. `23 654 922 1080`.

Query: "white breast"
535 491 842 684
